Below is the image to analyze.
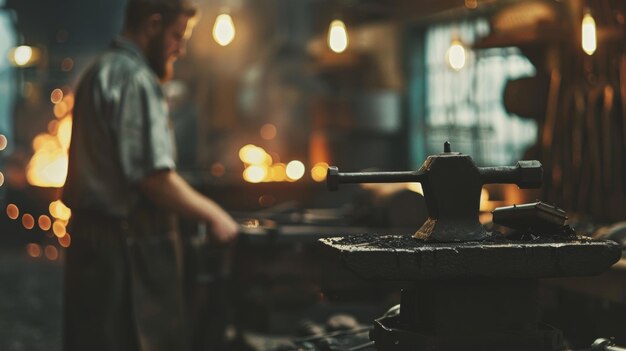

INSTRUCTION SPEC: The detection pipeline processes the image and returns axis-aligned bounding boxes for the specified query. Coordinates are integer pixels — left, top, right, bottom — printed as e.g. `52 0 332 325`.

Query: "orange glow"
22 214 35 229
480 188 491 211
26 243 42 258
407 183 424 196
28 116 72 188
211 163 225 177
57 117 72 150
239 144 267 165
309 132 330 168
38 215 52 231
286 160 305 181
61 57 74 72
50 88 64 104
49 200 72 221
0 134 7 150
260 124 277 140
52 221 66 238
465 0 478 9
0 171 4 186
269 151 280 163
44 245 59 260
53 101 69 118
26 150 69 187
6 204 19 219
32 133 56 151
270 163 287 182
63 93 75 110
58 233 71 248
311 162 329 182
243 165 268 183
48 120 59 134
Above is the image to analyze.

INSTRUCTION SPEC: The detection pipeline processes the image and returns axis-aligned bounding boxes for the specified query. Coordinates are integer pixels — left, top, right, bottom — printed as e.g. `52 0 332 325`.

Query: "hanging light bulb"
9 45 42 67
446 39 466 71
581 10 597 56
328 19 348 53
213 12 236 46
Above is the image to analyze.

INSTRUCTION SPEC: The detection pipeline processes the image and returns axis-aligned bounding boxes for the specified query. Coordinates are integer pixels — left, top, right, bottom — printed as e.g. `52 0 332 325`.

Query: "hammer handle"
479 160 542 189
479 166 523 183
327 167 422 191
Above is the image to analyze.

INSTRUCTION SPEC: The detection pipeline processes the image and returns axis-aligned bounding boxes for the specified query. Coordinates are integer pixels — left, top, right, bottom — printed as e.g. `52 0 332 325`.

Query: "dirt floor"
0 246 63 351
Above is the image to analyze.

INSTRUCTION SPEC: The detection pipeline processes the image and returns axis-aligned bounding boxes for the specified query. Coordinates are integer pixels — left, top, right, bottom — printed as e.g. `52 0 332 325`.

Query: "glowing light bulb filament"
328 19 348 53
582 12 597 56
213 13 236 46
14 46 33 66
447 40 466 71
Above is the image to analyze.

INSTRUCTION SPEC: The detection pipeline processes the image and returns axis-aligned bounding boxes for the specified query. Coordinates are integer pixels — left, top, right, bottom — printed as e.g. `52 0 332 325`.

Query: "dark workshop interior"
1 0 626 350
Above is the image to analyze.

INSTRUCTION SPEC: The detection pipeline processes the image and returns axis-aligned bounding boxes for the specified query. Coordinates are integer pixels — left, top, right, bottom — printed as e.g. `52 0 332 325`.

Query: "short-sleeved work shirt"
63 36 175 217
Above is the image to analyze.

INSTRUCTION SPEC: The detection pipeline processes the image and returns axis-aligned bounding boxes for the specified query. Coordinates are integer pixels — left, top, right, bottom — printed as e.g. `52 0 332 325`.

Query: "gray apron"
63 207 188 351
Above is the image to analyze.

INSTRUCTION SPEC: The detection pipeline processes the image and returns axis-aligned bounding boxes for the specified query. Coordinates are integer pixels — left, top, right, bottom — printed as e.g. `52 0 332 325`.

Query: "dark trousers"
63 212 188 351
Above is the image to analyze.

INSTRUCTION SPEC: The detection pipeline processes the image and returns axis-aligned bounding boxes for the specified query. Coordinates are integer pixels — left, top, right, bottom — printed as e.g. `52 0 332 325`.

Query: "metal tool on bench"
321 142 621 351
327 141 541 241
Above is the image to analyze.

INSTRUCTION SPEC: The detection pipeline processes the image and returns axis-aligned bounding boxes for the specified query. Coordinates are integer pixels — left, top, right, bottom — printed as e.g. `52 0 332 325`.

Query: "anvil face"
320 234 622 280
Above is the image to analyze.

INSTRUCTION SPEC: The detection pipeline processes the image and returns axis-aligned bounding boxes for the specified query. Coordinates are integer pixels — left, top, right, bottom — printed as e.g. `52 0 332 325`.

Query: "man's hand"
140 170 240 244
208 211 239 244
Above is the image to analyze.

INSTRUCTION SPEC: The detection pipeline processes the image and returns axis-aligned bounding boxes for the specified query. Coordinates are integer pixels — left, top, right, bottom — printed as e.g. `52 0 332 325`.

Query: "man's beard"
147 33 174 82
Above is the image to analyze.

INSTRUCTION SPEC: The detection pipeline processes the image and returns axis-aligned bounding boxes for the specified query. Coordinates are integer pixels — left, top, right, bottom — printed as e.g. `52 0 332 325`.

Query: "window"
409 18 537 166
0 10 16 150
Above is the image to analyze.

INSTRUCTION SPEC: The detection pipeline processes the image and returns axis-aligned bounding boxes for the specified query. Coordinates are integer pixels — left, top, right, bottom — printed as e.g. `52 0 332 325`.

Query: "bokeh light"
13 46 33 66
44 245 59 260
286 160 305 181
52 221 66 238
446 40 466 71
53 101 69 118
58 233 71 248
243 165 268 183
48 120 60 134
62 92 75 110
270 163 287 182
465 0 478 9
211 163 225 177
38 215 52 231
239 144 267 165
61 57 74 72
212 13 236 46
26 243 42 258
22 214 35 229
50 88 64 104
328 20 348 53
311 162 329 182
260 124 277 140
0 134 7 151
49 200 72 221
6 204 19 220
582 12 597 56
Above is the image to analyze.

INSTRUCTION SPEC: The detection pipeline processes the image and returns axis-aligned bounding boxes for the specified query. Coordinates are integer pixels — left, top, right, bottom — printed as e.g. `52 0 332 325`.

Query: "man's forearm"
139 170 230 224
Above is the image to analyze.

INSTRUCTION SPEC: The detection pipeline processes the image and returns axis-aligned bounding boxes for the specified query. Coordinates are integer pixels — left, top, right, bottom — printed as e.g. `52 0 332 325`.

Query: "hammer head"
517 160 543 189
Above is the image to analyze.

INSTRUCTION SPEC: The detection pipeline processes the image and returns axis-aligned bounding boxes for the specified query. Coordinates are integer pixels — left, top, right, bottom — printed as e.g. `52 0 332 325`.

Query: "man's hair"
124 0 198 31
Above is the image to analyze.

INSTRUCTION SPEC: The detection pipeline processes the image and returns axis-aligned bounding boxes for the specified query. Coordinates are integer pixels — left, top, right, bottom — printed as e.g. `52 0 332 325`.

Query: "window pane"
419 19 537 166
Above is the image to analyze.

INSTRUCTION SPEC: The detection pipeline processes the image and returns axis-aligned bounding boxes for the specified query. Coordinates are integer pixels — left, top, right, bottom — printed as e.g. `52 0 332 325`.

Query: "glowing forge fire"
27 90 73 188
